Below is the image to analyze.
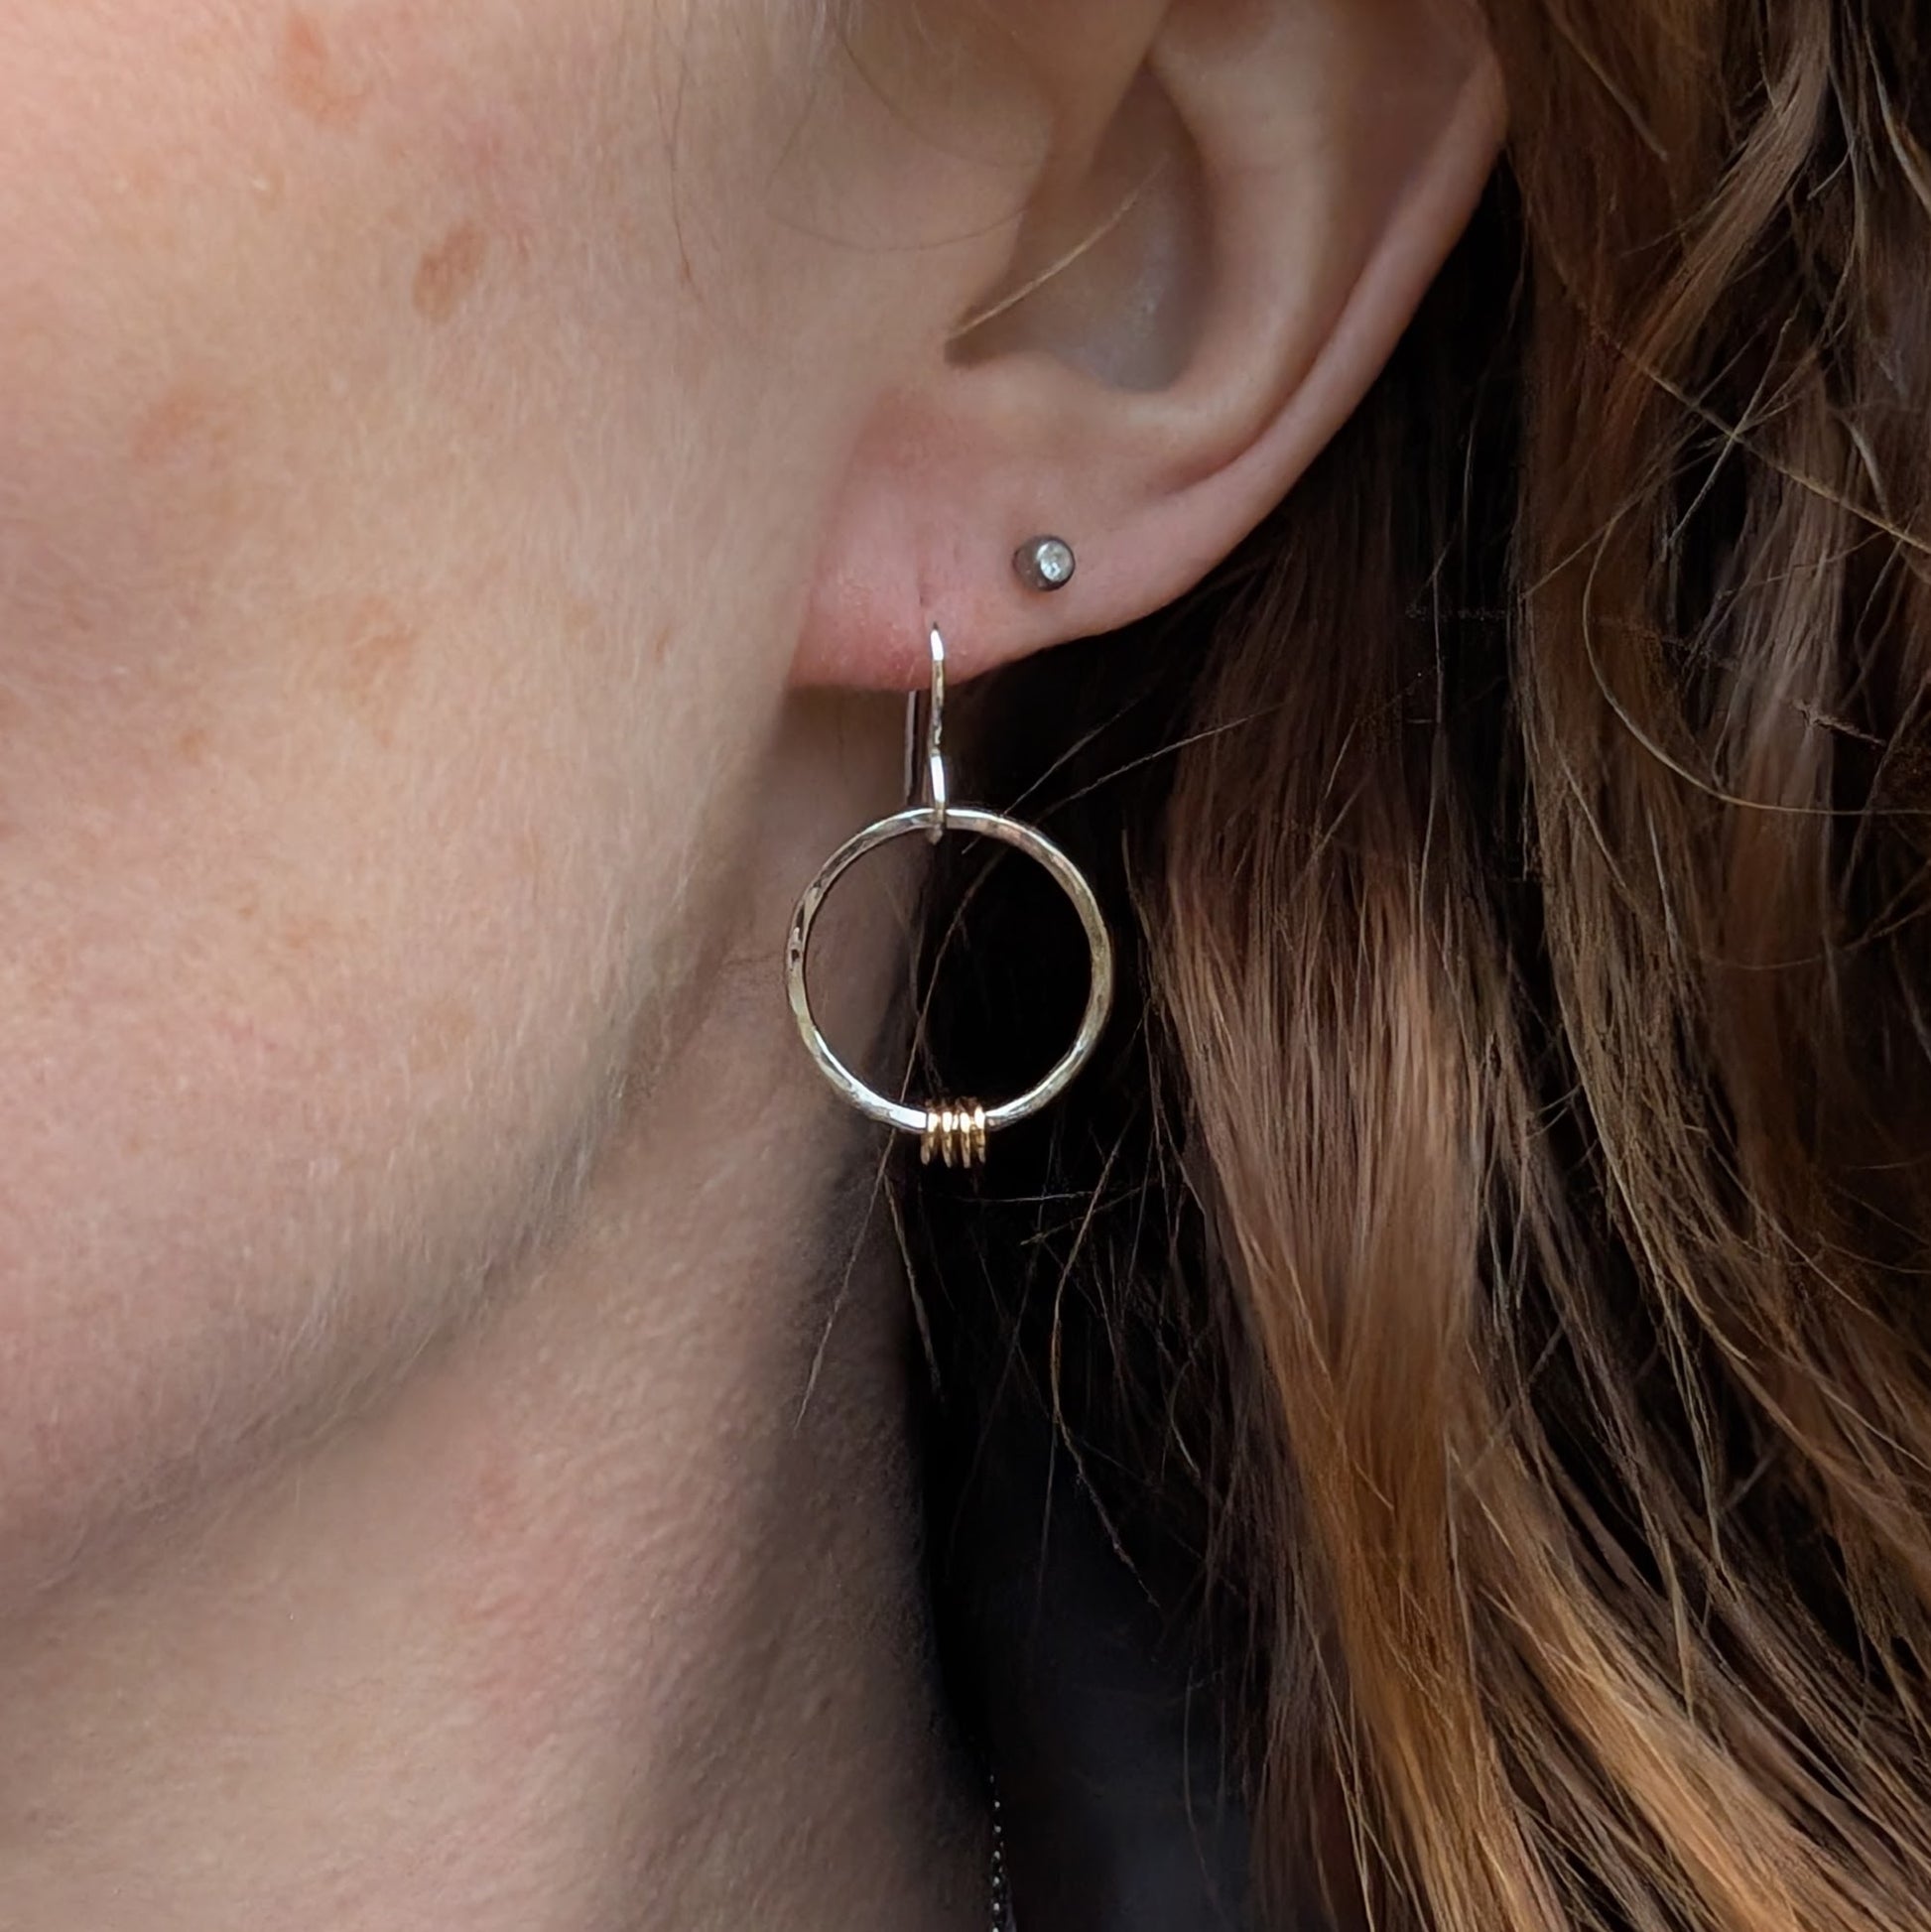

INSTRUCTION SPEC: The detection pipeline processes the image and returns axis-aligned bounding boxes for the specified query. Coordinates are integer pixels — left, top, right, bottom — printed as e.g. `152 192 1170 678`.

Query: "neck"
0 705 986 1932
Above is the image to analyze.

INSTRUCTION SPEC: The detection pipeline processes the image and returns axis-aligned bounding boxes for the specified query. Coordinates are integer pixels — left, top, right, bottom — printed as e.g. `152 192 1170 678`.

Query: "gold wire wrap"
920 1100 988 1170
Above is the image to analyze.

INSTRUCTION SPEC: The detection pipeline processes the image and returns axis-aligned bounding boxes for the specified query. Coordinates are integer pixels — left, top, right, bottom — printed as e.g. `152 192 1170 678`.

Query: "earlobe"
790 0 1504 692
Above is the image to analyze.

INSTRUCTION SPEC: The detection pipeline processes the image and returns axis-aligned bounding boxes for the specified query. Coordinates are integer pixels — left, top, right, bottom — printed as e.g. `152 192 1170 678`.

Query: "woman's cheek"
0 0 886 1602
0 0 663 1596
1 2 534 688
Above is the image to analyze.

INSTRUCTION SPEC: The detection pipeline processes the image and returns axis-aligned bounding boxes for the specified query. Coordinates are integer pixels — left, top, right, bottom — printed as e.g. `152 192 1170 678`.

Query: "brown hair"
919 3 1931 1927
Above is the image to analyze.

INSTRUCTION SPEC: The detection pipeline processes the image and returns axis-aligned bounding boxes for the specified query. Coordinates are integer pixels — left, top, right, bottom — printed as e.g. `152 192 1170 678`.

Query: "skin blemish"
131 384 228 468
328 596 423 744
562 596 620 666
566 598 665 672
127 384 245 537
509 825 543 886
278 12 369 131
273 910 342 962
413 223 490 325
408 994 478 1079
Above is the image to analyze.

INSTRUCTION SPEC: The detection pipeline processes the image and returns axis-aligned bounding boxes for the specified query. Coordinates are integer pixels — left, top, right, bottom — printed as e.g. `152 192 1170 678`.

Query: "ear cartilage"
1013 536 1077 593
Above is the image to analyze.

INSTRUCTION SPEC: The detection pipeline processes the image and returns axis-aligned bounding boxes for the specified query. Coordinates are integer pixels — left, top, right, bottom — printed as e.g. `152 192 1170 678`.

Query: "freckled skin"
0 0 991 1596
0 0 1124 1919
129 383 233 468
278 11 370 130
414 221 490 322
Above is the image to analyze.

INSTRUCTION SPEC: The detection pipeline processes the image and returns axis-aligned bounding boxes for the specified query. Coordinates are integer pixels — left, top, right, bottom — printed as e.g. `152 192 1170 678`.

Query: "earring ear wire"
904 626 949 846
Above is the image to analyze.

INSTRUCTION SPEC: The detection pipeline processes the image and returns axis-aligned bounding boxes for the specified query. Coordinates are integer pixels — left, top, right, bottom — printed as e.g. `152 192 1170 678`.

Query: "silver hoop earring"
785 625 1114 1171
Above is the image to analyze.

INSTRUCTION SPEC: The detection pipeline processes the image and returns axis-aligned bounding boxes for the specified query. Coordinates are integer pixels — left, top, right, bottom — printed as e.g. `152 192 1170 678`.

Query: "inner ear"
948 68 1211 395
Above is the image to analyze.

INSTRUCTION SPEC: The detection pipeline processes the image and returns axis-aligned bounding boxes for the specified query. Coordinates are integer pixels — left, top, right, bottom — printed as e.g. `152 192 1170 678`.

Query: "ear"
792 0 1504 688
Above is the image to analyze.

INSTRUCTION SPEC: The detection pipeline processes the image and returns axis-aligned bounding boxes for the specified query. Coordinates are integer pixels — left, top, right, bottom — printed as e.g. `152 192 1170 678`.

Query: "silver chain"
987 1770 1013 1930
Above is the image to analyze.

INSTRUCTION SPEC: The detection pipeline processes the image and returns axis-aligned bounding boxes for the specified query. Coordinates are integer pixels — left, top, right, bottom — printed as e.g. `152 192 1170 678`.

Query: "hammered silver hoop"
784 627 1114 1169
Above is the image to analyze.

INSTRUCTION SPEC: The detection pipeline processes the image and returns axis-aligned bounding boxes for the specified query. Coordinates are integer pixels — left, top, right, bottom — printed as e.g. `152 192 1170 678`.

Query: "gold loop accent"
920 1099 988 1170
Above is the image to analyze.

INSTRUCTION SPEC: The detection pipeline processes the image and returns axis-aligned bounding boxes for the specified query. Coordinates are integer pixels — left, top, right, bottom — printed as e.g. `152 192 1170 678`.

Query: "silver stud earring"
1012 536 1076 593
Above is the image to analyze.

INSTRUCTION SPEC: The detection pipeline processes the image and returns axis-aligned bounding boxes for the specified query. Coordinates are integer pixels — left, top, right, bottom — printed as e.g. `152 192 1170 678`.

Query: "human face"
0 0 1504 1602
0 0 1013 1588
